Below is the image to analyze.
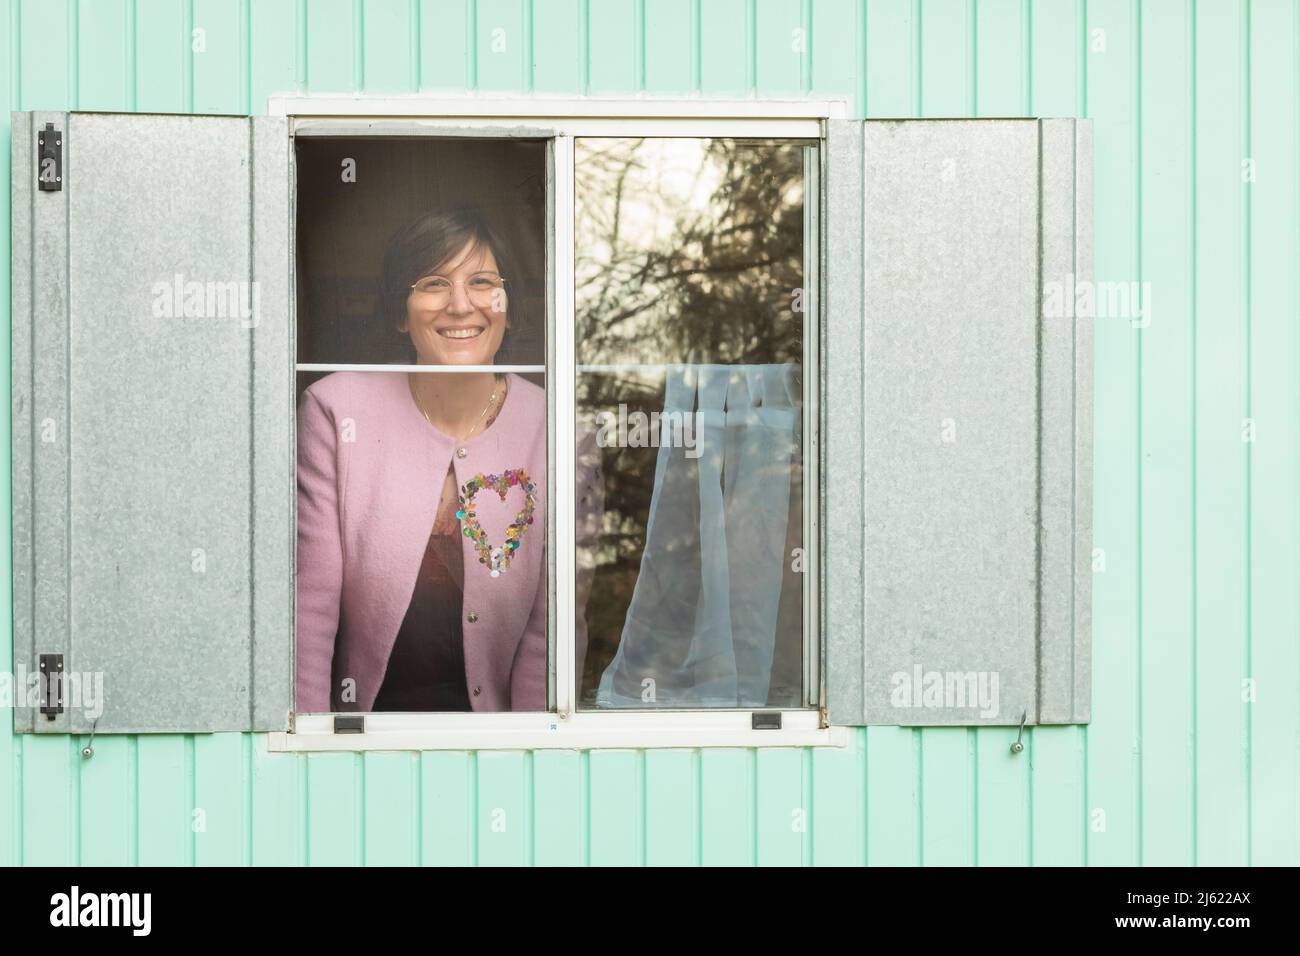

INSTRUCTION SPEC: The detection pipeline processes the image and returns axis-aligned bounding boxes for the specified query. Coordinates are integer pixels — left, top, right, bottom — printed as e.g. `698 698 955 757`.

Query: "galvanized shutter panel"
11 111 293 733
824 119 1092 726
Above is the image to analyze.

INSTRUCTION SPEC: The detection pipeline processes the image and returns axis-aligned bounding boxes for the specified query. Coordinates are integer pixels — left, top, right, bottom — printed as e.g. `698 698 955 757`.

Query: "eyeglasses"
409 272 508 309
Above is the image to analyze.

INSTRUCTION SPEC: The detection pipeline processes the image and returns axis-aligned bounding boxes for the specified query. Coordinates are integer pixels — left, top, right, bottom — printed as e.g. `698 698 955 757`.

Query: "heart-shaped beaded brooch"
456 469 537 578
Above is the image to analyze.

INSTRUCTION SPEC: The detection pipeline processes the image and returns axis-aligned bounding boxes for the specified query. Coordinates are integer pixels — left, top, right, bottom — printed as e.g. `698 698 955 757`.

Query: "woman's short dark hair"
377 205 537 364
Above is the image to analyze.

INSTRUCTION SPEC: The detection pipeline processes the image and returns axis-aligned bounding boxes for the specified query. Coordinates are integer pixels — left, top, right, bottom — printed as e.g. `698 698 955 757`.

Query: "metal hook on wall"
1010 710 1028 755
81 719 98 760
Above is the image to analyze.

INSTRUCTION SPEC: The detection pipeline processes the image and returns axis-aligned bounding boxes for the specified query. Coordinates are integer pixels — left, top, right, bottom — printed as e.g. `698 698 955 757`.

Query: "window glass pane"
575 138 809 710
294 137 550 714
296 137 547 367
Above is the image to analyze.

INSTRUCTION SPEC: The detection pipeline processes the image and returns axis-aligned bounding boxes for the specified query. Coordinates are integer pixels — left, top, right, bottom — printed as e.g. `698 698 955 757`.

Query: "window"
9 101 1092 749
574 137 813 711
287 115 823 739
293 134 551 717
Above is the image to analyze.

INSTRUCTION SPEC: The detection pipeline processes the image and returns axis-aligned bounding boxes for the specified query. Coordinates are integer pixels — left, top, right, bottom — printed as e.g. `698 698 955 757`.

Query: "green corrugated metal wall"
2 0 1296 866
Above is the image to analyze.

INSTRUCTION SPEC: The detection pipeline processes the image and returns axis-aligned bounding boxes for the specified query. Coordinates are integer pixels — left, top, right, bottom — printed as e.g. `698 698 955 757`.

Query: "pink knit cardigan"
296 370 585 713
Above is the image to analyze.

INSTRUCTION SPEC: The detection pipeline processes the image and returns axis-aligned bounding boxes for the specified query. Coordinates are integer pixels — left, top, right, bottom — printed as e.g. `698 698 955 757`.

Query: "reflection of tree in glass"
575 137 805 367
575 139 807 704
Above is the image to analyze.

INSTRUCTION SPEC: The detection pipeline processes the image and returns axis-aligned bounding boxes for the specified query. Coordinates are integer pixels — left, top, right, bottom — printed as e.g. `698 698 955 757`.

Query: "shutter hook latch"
1010 710 1027 755
81 719 98 760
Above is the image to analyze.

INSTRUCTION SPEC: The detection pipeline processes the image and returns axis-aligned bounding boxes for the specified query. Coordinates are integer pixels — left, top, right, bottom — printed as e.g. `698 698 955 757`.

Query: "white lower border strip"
269 710 849 752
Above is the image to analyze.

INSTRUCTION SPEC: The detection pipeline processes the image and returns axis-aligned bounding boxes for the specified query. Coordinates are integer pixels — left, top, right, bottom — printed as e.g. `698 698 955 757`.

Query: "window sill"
268 709 848 752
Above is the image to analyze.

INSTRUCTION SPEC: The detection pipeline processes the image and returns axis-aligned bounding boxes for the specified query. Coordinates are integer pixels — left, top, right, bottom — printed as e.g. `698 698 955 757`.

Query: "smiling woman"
381 206 523 368
293 139 554 715
294 136 547 367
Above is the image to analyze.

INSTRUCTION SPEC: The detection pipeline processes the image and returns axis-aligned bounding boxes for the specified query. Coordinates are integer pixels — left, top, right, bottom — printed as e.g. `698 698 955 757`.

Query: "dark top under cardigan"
370 463 472 712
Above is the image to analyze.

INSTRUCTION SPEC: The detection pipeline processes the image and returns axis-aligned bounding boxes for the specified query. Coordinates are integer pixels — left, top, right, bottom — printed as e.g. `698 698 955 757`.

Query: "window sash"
285 100 842 746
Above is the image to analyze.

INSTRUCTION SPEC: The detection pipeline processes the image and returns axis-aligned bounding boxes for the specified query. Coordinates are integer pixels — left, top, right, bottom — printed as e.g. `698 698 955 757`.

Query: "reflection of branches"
575 138 805 367
574 139 808 703
586 260 784 335
607 143 637 250
652 257 784 284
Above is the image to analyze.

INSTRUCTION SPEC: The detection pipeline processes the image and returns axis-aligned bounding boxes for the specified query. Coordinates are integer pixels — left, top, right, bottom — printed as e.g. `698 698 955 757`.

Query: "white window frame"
268 94 849 752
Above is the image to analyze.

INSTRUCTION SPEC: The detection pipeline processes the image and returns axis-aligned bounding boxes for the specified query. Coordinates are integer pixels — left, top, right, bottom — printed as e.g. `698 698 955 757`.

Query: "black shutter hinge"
38 123 62 191
39 654 64 718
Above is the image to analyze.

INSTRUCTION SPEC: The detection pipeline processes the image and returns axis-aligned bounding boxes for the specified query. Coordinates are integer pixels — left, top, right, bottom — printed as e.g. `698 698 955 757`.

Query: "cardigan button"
472 686 481 697
467 611 479 623
456 446 468 459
